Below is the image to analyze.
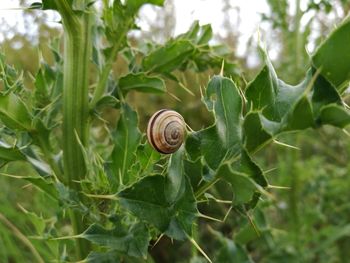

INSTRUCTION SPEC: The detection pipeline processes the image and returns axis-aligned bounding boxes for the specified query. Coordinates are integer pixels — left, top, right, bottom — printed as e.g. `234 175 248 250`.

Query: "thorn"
273 139 300 150
304 67 322 95
220 60 225 76
204 193 232 204
267 184 291 190
17 203 28 214
199 85 204 99
343 129 350 137
223 206 233 222
197 178 204 187
83 193 118 200
22 184 32 189
185 122 195 132
246 212 260 237
179 82 195 96
167 91 181 102
151 234 164 249
186 234 212 263
257 25 261 46
343 101 350 110
264 167 277 174
198 213 223 223
51 234 82 241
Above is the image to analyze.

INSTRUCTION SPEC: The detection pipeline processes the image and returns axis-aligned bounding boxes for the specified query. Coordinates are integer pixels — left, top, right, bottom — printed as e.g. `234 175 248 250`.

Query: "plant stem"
89 25 130 109
56 0 92 259
89 43 120 109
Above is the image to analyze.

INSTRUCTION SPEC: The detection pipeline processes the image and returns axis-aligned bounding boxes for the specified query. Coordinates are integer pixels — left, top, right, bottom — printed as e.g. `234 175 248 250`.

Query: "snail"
147 109 186 154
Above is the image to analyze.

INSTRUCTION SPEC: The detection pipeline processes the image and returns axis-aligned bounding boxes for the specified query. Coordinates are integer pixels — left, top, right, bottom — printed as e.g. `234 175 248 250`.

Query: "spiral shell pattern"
147 109 186 154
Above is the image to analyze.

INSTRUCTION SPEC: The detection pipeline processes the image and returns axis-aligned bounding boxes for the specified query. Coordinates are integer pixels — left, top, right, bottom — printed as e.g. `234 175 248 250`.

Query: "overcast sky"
0 0 303 67
0 0 268 49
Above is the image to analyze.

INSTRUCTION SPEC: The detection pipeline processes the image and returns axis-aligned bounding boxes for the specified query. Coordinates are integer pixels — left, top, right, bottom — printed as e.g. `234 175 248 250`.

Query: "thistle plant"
0 0 349 262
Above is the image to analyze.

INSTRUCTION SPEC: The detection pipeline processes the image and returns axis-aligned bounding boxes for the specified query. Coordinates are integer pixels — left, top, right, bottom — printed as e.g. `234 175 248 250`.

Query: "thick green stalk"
56 0 92 259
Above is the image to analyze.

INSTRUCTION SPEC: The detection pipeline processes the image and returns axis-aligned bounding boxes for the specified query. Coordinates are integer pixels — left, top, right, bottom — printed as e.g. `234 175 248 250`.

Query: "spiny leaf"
118 175 198 240
126 0 164 14
81 223 151 258
118 73 166 94
111 104 141 186
312 16 350 91
186 75 242 170
319 104 350 128
217 165 257 206
165 146 185 204
142 40 195 73
0 142 26 163
210 228 254 263
0 173 58 200
0 93 32 131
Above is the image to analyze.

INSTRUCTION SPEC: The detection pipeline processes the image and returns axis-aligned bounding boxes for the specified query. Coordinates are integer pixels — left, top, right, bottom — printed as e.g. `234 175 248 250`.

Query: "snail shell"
147 109 186 154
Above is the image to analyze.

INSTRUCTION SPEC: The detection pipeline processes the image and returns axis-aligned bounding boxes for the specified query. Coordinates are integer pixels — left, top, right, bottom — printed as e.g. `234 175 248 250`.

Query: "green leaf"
312 17 350 90
196 24 213 45
243 51 348 153
126 0 164 14
86 251 121 263
34 64 54 108
217 165 257 206
178 21 213 45
132 142 161 175
119 176 170 231
0 173 58 200
211 229 253 263
319 104 350 128
118 73 166 94
0 142 26 164
242 112 273 153
310 69 341 116
142 40 195 73
235 209 269 245
82 223 151 258
245 60 305 123
232 150 268 188
0 93 32 131
282 96 314 131
204 76 242 147
165 147 185 204
95 95 120 110
118 175 198 240
165 175 198 240
111 104 141 185
186 75 242 170
25 177 58 200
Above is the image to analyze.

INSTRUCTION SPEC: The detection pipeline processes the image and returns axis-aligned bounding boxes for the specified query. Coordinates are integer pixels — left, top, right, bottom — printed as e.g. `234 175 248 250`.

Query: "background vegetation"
0 0 349 262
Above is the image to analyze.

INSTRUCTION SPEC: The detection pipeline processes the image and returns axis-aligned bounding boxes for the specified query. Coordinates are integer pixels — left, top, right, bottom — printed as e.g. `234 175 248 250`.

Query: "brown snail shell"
147 109 186 154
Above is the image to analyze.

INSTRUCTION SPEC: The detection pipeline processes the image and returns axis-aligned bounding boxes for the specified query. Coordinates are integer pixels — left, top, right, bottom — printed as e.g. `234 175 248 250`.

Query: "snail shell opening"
147 109 186 154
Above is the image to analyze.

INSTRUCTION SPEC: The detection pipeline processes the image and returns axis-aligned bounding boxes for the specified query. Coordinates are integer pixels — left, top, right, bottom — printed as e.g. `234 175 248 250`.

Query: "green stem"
56 0 92 259
89 43 119 108
89 26 129 109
